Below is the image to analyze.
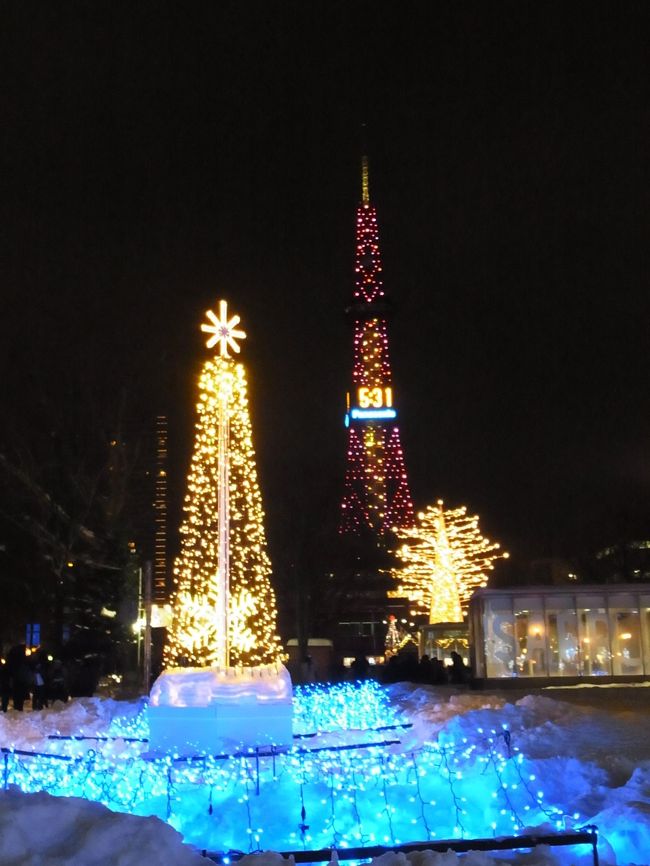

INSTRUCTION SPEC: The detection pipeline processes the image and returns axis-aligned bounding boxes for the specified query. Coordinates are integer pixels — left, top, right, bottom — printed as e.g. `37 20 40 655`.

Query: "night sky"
3 2 650 574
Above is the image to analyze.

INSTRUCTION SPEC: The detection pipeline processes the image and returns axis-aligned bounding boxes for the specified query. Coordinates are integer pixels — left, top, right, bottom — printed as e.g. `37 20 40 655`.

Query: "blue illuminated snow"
2 680 650 864
0 683 563 852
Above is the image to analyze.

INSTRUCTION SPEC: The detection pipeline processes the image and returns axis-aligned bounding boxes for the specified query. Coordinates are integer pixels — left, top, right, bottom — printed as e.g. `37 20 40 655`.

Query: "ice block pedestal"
147 662 293 755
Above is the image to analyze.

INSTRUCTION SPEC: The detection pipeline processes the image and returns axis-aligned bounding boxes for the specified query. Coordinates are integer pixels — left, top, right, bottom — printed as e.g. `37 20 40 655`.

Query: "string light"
164 303 282 668
391 500 509 623
2 683 564 855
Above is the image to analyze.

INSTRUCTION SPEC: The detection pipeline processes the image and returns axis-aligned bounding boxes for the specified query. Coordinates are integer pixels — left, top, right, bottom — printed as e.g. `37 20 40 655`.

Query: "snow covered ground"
1 680 650 865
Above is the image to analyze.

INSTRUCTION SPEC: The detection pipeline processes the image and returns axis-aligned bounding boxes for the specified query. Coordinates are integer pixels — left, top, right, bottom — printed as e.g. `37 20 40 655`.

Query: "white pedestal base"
147 663 293 756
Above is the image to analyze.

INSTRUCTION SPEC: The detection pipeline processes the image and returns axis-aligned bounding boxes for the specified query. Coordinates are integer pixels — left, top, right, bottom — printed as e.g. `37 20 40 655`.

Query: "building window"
641 596 650 676
483 595 515 678
609 594 642 676
513 596 546 677
545 595 579 677
576 595 610 675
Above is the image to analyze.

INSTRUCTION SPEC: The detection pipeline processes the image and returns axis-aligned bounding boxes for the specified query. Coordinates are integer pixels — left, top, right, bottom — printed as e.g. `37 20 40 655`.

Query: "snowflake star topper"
201 300 246 357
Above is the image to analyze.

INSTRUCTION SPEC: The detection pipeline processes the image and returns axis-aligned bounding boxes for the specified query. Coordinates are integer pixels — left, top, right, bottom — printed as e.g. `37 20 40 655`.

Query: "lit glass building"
468 584 650 682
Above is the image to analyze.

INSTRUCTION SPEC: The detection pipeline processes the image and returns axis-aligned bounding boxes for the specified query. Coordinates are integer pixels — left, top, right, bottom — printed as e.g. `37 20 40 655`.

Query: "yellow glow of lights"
390 500 508 624
164 350 282 669
361 155 370 204
201 299 246 357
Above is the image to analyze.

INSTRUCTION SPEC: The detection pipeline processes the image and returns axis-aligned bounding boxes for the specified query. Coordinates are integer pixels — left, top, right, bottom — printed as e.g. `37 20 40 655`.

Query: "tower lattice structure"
340 158 415 536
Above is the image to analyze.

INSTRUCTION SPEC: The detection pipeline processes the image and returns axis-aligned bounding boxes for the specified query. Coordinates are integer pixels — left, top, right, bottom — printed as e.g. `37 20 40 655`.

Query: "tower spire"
360 122 370 205
361 155 370 204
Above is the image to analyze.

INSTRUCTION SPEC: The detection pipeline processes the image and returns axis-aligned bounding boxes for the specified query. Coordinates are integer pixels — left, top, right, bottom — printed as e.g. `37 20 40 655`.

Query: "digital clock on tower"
357 386 393 409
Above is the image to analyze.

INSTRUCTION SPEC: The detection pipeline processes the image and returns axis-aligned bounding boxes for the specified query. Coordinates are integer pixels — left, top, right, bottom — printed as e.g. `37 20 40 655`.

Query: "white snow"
0 787 210 866
1 681 649 865
149 664 293 708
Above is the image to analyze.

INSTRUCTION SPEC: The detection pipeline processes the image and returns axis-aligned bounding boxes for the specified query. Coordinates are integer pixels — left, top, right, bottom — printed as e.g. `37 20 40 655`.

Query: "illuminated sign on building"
345 387 397 425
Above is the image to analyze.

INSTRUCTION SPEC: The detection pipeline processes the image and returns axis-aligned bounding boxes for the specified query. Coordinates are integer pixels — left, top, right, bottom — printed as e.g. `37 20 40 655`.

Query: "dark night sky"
2 2 650 571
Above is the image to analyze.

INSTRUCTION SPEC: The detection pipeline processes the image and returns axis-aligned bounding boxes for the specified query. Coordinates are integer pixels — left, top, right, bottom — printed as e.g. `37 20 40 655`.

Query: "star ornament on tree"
201 300 246 357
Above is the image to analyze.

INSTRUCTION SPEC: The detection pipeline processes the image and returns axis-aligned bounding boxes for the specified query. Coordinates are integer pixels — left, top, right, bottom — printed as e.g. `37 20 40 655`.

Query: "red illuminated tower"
340 158 415 536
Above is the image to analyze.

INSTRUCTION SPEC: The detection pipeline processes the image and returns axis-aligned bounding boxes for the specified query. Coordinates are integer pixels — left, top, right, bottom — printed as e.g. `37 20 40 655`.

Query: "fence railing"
204 827 600 866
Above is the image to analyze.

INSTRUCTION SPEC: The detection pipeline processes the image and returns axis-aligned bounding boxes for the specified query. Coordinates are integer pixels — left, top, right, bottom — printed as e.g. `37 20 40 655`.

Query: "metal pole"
136 566 143 669
216 377 231 668
143 560 152 691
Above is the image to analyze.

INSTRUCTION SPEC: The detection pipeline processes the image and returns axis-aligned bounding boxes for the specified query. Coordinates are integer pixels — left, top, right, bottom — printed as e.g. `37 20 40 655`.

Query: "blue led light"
2 681 567 856
350 408 397 421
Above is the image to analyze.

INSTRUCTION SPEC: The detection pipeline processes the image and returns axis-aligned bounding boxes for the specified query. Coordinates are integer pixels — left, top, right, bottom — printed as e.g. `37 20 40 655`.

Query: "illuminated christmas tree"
165 300 283 668
340 156 414 535
390 500 508 624
384 614 400 658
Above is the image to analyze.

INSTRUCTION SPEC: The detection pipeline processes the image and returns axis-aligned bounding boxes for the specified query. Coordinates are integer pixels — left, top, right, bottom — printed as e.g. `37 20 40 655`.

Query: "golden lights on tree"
164 302 282 669
390 500 509 624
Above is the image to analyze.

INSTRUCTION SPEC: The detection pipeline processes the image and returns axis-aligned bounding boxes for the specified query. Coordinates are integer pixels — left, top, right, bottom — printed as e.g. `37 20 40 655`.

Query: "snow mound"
591 801 650 865
0 697 146 751
0 788 210 865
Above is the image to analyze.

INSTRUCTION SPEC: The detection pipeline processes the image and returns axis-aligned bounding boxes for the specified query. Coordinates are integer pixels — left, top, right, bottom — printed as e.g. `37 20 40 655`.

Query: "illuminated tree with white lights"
165 301 283 668
390 500 508 624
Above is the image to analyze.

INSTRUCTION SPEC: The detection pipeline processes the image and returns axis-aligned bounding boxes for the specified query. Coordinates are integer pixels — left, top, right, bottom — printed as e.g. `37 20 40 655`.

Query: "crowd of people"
320 649 471 686
380 650 470 685
2 643 471 710
0 644 68 712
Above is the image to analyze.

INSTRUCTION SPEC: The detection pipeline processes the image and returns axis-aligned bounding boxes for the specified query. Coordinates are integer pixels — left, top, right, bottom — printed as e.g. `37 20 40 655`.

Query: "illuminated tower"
340 158 415 536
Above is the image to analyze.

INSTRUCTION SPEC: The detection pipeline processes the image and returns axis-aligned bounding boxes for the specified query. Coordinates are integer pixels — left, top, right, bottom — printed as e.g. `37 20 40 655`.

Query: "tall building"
153 415 169 603
340 157 415 536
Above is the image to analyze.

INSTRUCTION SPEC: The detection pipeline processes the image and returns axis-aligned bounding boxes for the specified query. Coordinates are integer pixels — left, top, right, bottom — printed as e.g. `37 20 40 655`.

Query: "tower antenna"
361 156 370 204
360 122 370 204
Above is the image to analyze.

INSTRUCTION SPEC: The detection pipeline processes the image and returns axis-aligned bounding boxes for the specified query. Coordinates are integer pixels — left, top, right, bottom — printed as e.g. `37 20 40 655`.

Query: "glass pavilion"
468 584 650 682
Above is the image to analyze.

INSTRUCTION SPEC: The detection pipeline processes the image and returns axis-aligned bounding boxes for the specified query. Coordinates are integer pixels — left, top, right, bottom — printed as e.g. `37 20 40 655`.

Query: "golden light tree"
165 301 283 668
390 500 508 624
